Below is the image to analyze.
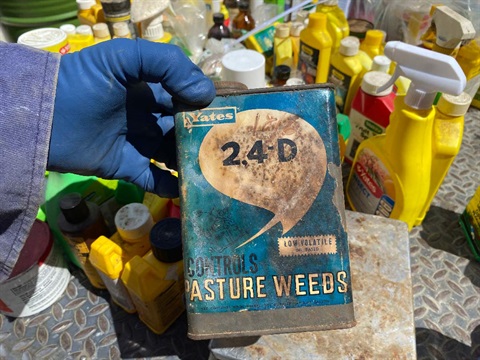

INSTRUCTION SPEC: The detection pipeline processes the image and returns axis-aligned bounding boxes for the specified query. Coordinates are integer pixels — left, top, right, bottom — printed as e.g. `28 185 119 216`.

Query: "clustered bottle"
208 13 231 40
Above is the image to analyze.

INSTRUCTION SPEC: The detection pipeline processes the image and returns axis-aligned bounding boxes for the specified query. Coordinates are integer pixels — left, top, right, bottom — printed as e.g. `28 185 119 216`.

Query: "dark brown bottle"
208 13 231 40
271 65 291 86
232 1 255 39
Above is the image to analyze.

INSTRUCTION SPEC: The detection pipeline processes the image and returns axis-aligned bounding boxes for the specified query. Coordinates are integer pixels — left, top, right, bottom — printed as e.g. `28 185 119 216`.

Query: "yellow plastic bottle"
273 23 293 75
298 12 332 84
346 41 466 230
315 0 349 56
359 29 384 59
456 38 480 107
290 21 305 77
89 235 137 313
77 0 105 26
328 36 364 115
66 25 95 52
142 191 170 222
415 92 471 225
121 218 185 334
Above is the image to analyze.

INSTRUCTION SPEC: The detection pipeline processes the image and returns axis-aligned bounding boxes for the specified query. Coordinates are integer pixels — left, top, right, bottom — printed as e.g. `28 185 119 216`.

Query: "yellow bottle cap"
437 92 472 116
363 29 384 47
308 12 327 30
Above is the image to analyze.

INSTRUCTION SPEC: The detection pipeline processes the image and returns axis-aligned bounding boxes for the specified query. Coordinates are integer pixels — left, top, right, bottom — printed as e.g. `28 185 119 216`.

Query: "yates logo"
183 107 236 129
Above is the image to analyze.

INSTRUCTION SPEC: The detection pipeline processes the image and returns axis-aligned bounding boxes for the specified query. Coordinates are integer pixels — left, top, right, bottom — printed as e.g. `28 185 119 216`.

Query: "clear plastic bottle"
207 12 231 40
232 0 255 39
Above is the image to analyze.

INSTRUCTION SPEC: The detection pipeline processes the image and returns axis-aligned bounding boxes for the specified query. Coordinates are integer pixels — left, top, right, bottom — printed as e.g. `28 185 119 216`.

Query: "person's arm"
0 42 60 282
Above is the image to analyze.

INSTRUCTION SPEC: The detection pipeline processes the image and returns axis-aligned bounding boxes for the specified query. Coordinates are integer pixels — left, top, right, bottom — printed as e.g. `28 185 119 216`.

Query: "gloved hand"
49 38 215 198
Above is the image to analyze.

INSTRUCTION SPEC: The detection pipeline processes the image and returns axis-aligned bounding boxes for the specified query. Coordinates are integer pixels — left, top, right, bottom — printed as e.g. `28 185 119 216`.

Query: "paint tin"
175 83 355 339
0 220 70 317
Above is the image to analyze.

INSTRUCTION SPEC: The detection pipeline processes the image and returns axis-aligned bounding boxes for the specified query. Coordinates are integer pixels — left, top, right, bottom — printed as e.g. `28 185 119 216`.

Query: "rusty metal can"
175 83 355 339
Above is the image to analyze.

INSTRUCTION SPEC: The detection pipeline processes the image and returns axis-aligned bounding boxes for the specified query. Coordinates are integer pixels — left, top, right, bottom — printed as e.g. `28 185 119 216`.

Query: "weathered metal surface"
175 85 355 339
210 210 416 359
0 108 478 359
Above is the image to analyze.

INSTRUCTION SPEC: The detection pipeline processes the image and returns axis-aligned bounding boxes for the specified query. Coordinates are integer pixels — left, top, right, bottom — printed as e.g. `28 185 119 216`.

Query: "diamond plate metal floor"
0 108 479 360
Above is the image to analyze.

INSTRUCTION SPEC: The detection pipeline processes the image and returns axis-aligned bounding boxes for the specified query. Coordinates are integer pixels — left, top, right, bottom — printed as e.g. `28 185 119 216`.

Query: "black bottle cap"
239 1 249 10
59 193 90 224
150 218 183 263
274 65 291 80
213 12 225 23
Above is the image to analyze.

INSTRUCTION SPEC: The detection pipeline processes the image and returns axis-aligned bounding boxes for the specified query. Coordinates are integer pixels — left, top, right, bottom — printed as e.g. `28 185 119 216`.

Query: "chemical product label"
251 25 275 55
176 86 352 318
0 244 70 317
348 148 395 217
298 41 320 84
328 65 352 114
345 110 386 162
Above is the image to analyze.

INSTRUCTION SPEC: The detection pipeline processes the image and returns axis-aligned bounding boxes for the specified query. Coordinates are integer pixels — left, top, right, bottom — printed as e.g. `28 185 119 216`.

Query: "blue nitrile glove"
48 38 215 198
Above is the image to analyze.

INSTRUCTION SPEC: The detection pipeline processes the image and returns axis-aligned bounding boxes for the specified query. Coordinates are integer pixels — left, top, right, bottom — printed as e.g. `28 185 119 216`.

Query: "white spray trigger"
377 41 466 109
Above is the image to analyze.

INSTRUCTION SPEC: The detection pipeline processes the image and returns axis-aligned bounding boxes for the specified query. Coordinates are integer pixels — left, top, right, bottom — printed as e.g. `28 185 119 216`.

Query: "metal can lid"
150 218 183 263
17 28 67 49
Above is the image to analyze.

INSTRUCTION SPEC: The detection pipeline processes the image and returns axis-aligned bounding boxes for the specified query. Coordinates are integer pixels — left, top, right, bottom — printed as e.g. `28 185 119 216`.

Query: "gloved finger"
130 39 215 107
112 141 179 198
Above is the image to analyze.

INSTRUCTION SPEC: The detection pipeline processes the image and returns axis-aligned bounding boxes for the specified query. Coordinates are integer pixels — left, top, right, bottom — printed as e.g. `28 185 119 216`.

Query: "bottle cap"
239 1 249 10
212 0 221 13
115 203 154 241
348 18 374 40
150 218 183 263
92 23 110 38
59 193 90 224
113 22 131 37
275 24 290 38
363 29 384 47
361 71 393 96
76 25 93 35
60 24 76 35
437 92 471 116
339 36 359 56
213 12 225 23
289 22 304 37
76 0 96 10
274 65 291 80
371 55 391 73
285 77 305 86
141 16 164 41
308 13 327 30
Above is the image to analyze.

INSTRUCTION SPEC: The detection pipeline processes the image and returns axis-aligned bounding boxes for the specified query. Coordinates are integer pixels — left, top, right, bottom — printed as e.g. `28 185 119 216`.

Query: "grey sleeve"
0 42 61 282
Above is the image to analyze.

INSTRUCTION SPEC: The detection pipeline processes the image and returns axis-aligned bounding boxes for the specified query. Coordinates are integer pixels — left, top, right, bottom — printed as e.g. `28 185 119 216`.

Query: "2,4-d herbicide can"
175 83 355 340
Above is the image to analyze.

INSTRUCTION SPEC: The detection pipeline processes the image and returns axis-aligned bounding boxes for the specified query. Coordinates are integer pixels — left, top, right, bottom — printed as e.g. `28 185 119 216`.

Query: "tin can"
0 220 70 317
175 84 355 339
17 27 71 55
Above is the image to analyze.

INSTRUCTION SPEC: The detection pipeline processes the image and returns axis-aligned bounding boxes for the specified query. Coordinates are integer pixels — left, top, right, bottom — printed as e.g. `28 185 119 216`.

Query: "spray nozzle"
377 41 466 110
432 6 475 49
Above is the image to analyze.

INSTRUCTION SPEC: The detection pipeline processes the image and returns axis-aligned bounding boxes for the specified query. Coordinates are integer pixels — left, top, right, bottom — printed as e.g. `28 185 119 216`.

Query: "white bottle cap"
113 22 131 37
290 22 305 37
371 55 391 73
76 0 96 10
339 36 359 56
92 23 110 38
361 71 393 96
60 24 76 35
76 25 93 35
437 92 472 116
141 16 165 41
115 203 154 241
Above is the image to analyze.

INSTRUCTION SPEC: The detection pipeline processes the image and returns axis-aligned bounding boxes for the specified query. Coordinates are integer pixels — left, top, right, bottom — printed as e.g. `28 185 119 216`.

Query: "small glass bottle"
271 65 291 87
208 13 231 40
57 192 109 289
232 1 255 39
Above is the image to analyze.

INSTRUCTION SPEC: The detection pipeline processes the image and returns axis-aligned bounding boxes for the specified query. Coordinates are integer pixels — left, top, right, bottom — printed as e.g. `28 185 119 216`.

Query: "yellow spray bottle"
346 41 466 230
